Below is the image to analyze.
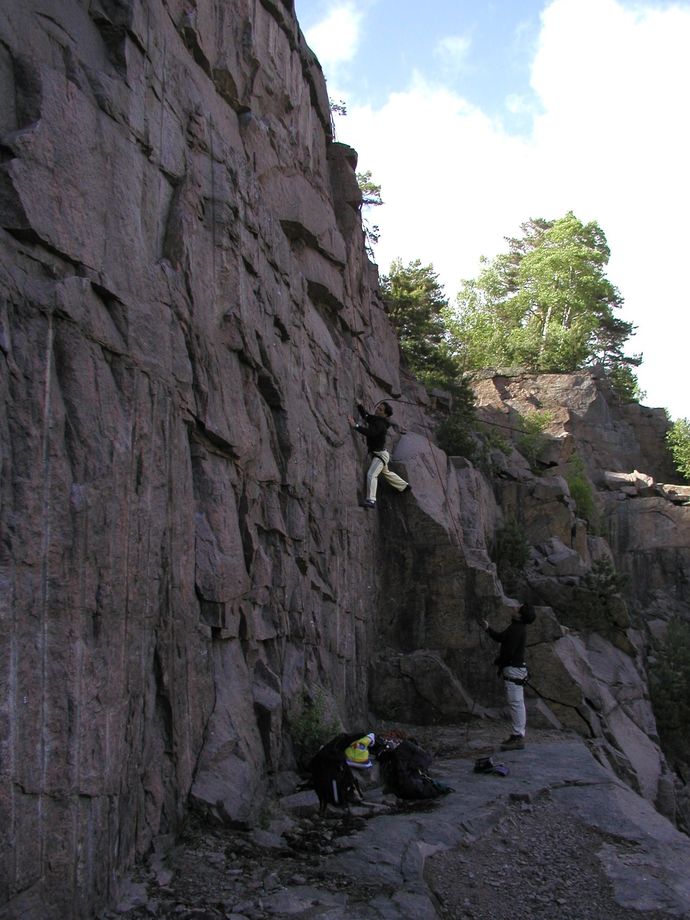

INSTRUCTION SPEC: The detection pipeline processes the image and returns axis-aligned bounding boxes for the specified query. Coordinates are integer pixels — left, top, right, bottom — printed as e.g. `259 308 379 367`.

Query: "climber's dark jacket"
487 621 527 671
354 404 389 453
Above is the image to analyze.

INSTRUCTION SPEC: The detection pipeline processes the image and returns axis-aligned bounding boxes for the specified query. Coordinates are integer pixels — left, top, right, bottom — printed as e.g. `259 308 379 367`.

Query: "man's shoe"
500 735 525 751
360 499 376 508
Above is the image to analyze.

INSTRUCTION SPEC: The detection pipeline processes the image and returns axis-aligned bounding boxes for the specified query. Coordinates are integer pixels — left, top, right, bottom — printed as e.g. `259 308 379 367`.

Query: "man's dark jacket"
487 621 527 671
354 404 389 453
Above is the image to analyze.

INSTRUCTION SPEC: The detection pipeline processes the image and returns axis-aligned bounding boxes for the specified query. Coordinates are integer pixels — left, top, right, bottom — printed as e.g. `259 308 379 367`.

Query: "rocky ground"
103 727 690 920
425 794 676 920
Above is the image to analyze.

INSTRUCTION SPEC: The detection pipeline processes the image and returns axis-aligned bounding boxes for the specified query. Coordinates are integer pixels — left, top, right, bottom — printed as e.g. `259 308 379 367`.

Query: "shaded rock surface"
103 727 690 920
0 1 399 915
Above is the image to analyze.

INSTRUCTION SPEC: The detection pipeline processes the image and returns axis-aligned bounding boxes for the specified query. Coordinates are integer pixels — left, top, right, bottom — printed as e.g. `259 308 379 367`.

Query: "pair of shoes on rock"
360 499 376 508
473 756 510 777
500 734 525 751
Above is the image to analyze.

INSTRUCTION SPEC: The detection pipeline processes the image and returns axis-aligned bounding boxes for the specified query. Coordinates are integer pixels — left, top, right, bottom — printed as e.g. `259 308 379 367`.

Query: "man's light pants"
502 666 528 736
366 450 408 501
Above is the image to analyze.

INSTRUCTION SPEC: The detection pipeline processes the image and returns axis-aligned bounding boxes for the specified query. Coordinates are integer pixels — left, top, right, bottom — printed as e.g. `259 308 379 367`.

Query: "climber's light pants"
366 450 408 501
502 666 528 736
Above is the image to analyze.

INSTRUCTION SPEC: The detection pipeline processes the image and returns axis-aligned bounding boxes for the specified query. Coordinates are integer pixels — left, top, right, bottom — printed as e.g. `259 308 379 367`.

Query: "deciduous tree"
448 212 641 386
666 417 690 482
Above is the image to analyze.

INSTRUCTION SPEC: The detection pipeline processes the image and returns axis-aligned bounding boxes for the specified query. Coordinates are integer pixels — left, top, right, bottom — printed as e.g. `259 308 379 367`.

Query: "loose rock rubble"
104 806 408 919
425 794 677 920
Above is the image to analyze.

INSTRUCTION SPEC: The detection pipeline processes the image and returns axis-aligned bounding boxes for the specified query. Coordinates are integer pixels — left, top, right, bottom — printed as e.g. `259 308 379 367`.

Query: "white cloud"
338 0 690 418
505 93 537 116
304 3 363 69
434 34 472 72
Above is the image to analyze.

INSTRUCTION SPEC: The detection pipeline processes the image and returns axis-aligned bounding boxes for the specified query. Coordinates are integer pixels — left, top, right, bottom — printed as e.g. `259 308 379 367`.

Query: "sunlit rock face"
472 369 688 621
0 2 402 915
2 4 689 918
473 369 676 485
470 369 689 817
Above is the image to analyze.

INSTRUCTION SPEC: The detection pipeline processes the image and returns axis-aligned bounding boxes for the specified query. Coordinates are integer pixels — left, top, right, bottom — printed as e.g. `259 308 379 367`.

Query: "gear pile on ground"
103 727 688 920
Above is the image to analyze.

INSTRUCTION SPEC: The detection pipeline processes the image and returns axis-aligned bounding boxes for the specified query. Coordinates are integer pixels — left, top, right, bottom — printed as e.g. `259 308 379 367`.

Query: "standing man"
348 400 409 508
482 603 536 750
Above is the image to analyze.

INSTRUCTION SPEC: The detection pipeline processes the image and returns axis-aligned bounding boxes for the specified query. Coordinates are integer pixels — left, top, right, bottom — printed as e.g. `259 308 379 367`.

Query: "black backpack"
308 732 367 812
378 739 453 800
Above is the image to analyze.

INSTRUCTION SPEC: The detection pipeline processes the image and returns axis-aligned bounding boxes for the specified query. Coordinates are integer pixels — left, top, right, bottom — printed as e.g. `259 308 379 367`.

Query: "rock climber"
348 400 409 508
482 602 536 750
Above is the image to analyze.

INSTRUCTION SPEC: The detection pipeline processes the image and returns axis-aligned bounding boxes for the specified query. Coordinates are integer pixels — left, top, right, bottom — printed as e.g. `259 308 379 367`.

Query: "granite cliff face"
1 3 689 919
0 1 398 914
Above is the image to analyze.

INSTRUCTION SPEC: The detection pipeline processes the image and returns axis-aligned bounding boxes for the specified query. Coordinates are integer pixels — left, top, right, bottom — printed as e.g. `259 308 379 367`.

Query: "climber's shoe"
500 734 525 751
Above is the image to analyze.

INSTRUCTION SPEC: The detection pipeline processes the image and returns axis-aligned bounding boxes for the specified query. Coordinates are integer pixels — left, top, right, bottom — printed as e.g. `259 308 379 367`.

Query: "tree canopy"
382 258 476 456
446 212 641 386
381 259 461 388
666 417 690 482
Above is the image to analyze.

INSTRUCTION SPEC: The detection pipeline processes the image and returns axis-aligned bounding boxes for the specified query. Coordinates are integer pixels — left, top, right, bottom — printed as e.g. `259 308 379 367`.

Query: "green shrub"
565 455 597 524
577 556 630 634
480 425 511 454
436 377 477 459
583 556 627 601
517 409 554 468
289 690 340 766
436 410 476 459
494 517 531 593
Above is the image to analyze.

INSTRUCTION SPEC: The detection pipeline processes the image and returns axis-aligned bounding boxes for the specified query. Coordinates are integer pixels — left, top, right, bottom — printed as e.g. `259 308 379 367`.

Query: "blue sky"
294 0 689 423
298 0 545 130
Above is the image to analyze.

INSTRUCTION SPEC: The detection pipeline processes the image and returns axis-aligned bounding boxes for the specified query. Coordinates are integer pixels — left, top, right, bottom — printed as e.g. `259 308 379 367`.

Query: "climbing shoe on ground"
474 756 510 776
500 735 525 751
360 499 376 508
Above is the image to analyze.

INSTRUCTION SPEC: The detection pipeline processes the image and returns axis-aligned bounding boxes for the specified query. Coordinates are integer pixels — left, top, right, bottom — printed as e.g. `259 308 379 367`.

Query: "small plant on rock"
517 409 554 468
494 516 531 593
566 455 597 525
289 689 340 767
581 556 629 629
434 377 478 460
481 426 511 455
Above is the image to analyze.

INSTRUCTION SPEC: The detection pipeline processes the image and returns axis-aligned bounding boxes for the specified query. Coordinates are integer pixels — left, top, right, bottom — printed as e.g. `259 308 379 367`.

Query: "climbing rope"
380 395 535 436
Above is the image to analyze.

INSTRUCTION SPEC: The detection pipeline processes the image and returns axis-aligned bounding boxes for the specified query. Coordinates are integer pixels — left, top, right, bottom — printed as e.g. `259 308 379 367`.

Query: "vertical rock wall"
0 2 403 915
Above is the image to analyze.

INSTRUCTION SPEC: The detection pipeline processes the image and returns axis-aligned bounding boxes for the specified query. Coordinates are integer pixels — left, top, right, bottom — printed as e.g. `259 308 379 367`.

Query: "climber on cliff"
348 400 409 508
482 603 536 750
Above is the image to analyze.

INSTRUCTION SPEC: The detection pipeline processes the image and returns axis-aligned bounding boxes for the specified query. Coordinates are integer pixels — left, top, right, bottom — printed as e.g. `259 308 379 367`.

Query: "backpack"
378 739 453 800
308 732 367 812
